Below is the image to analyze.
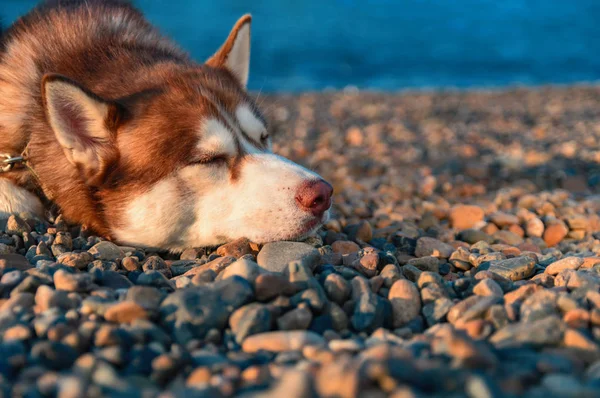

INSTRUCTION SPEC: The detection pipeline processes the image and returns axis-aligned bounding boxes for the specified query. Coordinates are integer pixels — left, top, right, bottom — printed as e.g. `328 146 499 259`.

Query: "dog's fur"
0 0 331 251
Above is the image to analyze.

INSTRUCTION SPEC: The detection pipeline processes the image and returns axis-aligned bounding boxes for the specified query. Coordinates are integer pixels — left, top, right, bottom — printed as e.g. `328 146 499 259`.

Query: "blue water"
3 0 600 91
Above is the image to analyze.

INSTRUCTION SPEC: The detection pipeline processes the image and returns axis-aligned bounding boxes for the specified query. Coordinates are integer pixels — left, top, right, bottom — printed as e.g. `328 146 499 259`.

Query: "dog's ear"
206 14 251 88
42 74 121 186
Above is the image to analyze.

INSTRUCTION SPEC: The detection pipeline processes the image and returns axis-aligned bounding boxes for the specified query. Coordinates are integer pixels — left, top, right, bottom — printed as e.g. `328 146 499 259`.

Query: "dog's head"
40 15 332 250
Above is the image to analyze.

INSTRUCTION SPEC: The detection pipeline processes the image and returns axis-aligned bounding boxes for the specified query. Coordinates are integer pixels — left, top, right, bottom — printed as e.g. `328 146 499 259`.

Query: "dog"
0 0 333 251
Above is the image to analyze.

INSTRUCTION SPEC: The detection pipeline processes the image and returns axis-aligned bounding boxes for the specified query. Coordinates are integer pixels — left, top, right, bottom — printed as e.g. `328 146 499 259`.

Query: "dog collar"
1 153 26 173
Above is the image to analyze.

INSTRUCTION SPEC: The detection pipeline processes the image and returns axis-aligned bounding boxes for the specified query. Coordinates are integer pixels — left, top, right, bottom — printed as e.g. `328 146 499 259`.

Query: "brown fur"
0 1 264 237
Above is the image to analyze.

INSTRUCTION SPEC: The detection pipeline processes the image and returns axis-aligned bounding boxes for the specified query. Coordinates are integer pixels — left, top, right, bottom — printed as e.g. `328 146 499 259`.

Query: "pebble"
323 273 351 304
57 252 93 270
53 269 93 292
331 240 361 255
104 301 148 323
216 237 253 258
543 222 569 247
255 273 292 301
242 331 325 353
490 316 566 347
487 256 536 281
88 241 125 261
449 205 485 230
407 256 439 273
218 257 260 285
277 306 312 331
6 215 31 235
0 253 32 271
415 237 454 258
257 242 321 273
489 212 519 227
388 279 421 328
473 279 503 297
126 286 166 311
525 217 545 238
229 303 272 343
544 256 584 275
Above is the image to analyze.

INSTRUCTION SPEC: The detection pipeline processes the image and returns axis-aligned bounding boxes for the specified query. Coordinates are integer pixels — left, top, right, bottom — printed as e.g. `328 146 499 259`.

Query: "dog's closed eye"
191 154 228 166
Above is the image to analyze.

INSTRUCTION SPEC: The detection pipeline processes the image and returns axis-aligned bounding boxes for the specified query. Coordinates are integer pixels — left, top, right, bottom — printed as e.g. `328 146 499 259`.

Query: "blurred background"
3 0 600 92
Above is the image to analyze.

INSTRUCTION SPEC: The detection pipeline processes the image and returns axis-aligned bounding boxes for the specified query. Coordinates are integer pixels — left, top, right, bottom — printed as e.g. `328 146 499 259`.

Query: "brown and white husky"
0 0 332 251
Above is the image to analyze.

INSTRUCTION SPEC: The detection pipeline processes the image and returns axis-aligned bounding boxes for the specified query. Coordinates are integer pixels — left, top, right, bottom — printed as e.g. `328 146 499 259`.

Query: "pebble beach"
2 85 600 397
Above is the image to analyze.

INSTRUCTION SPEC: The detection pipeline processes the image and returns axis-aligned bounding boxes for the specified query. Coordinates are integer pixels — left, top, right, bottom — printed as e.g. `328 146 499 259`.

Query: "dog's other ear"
42 74 120 186
206 14 251 88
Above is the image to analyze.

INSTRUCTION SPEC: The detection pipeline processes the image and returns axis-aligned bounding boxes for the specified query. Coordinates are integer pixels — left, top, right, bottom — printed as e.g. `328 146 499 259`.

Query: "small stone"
277 306 312 331
449 205 485 230
543 222 569 247
180 248 203 260
323 273 351 305
4 324 32 341
564 309 590 329
242 331 325 353
564 328 600 352
0 254 32 272
53 269 93 292
56 252 94 270
401 264 422 282
30 341 77 370
142 256 171 278
457 229 493 245
126 286 166 311
98 270 132 289
520 290 558 323
136 270 175 290
541 374 587 397
490 316 565 347
187 256 236 277
121 256 141 272
351 247 380 277
257 241 321 273
169 260 198 276
488 256 536 281
229 303 272 343
525 217 545 238
407 256 439 273
422 297 453 326
88 241 125 261
255 273 291 301
380 264 404 288
329 302 349 332
448 295 499 324
493 230 523 246
388 279 421 328
104 301 148 323
187 367 212 385
216 238 253 258
489 212 519 227
35 285 73 312
6 215 31 235
218 258 260 285
415 237 454 258
473 279 503 297
344 220 373 242
545 257 583 275
331 240 361 255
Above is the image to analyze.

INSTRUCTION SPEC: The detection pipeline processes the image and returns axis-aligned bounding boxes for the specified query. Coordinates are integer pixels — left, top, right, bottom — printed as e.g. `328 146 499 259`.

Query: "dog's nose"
295 179 333 217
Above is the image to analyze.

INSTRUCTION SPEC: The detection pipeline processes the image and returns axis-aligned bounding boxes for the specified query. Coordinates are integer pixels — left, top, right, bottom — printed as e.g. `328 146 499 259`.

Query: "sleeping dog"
0 0 332 251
